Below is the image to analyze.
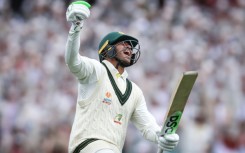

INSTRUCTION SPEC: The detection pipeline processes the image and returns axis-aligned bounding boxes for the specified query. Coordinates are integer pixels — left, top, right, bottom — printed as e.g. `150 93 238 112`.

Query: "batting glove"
66 1 91 29
158 133 179 152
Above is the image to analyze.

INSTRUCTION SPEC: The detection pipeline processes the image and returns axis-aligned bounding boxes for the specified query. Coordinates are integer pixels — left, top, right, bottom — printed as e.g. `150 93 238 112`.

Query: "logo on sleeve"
102 92 112 105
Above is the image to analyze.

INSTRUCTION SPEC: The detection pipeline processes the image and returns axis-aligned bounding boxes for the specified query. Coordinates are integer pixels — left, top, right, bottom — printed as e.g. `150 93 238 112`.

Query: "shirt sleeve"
130 90 161 143
65 25 102 84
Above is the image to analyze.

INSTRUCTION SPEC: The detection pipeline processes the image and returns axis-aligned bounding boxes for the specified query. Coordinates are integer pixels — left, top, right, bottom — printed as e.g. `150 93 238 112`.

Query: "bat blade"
160 71 198 136
157 71 198 153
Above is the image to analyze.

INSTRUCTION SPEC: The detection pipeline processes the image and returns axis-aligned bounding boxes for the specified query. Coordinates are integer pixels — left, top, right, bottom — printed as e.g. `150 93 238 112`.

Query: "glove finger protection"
158 133 179 152
66 1 91 25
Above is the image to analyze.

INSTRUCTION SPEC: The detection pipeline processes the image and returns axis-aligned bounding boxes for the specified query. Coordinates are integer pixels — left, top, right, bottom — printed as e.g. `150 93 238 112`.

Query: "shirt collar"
102 60 128 80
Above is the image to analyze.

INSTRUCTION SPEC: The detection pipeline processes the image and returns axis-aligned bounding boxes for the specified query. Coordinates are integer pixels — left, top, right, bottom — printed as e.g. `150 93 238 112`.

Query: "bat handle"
157 148 170 153
157 148 163 153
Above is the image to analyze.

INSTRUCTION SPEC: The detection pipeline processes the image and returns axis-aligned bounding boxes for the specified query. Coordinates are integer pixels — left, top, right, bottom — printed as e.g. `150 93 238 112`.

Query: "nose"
125 46 132 52
122 47 132 56
124 43 132 51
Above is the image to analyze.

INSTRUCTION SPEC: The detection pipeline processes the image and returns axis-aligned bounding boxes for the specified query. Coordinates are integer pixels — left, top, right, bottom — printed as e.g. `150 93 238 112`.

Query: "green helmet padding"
98 32 138 54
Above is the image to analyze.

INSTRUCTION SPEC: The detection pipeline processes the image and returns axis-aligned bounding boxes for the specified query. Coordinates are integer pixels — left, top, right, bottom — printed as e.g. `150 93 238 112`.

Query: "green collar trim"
102 62 132 106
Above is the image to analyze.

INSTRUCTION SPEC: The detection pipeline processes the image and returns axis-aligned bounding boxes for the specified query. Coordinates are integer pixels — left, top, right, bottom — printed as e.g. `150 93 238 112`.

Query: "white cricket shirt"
65 25 160 153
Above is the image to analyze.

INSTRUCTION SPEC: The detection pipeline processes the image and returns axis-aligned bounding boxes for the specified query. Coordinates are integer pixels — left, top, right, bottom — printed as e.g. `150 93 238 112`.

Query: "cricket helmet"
98 32 140 66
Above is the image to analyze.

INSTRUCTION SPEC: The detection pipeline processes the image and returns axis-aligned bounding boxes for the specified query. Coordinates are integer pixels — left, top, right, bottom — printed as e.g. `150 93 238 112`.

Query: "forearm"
65 24 82 73
133 112 160 143
131 93 179 152
131 99 161 143
65 24 101 83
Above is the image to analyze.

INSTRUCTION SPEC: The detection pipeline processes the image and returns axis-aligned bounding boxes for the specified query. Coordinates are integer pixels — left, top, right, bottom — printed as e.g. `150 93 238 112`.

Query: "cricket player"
65 1 179 153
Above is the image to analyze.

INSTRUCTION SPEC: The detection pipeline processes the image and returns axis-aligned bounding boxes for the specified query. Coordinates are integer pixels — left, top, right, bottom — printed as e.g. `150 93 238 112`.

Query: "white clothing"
79 140 119 153
95 150 115 153
65 26 160 153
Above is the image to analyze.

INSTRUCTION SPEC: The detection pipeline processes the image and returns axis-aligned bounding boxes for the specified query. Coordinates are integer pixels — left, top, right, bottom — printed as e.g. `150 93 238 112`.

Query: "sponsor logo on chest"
102 92 112 105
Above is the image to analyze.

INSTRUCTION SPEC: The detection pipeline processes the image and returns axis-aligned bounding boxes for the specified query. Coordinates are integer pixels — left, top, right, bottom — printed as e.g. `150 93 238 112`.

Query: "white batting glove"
66 1 91 28
158 133 179 152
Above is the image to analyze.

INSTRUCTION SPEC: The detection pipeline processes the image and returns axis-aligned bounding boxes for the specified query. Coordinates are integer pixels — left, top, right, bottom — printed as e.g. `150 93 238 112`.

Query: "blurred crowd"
0 0 245 153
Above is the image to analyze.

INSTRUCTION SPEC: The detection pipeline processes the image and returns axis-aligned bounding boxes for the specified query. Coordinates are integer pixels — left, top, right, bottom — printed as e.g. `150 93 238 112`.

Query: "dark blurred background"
0 0 245 153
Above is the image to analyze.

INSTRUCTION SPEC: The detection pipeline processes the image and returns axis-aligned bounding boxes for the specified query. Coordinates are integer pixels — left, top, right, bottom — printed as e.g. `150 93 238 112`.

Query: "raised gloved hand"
66 1 91 28
158 133 179 152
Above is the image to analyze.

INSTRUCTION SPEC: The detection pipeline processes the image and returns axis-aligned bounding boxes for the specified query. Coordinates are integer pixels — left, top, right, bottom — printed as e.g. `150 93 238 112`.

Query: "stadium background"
0 0 245 152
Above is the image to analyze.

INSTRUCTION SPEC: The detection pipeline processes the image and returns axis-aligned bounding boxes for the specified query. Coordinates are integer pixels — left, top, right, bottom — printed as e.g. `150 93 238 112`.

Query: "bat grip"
157 148 163 153
157 148 169 153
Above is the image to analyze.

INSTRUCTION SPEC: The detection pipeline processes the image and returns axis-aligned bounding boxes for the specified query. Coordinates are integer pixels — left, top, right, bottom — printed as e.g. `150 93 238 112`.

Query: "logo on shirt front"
114 114 123 125
102 92 112 105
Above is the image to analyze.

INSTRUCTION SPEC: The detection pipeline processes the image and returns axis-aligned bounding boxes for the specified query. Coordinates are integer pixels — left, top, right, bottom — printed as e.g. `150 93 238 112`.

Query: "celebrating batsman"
65 1 179 153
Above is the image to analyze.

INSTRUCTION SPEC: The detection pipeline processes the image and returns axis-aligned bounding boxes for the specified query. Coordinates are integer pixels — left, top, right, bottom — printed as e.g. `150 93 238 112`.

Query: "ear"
104 45 113 51
104 45 116 58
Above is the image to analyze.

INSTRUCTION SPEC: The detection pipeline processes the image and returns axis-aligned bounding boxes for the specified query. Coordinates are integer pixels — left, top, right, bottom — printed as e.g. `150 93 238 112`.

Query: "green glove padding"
72 1 91 9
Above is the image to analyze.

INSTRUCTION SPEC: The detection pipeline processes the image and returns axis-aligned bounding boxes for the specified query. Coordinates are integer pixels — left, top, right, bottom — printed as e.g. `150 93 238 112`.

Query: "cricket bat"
157 71 198 153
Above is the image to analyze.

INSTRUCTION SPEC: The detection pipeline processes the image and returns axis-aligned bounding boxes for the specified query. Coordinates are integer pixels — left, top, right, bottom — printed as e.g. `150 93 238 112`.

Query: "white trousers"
79 140 120 153
80 149 114 153
95 149 115 153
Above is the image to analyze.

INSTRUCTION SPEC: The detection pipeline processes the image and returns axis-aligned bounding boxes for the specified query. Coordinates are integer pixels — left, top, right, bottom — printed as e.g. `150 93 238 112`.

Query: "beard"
115 56 131 67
